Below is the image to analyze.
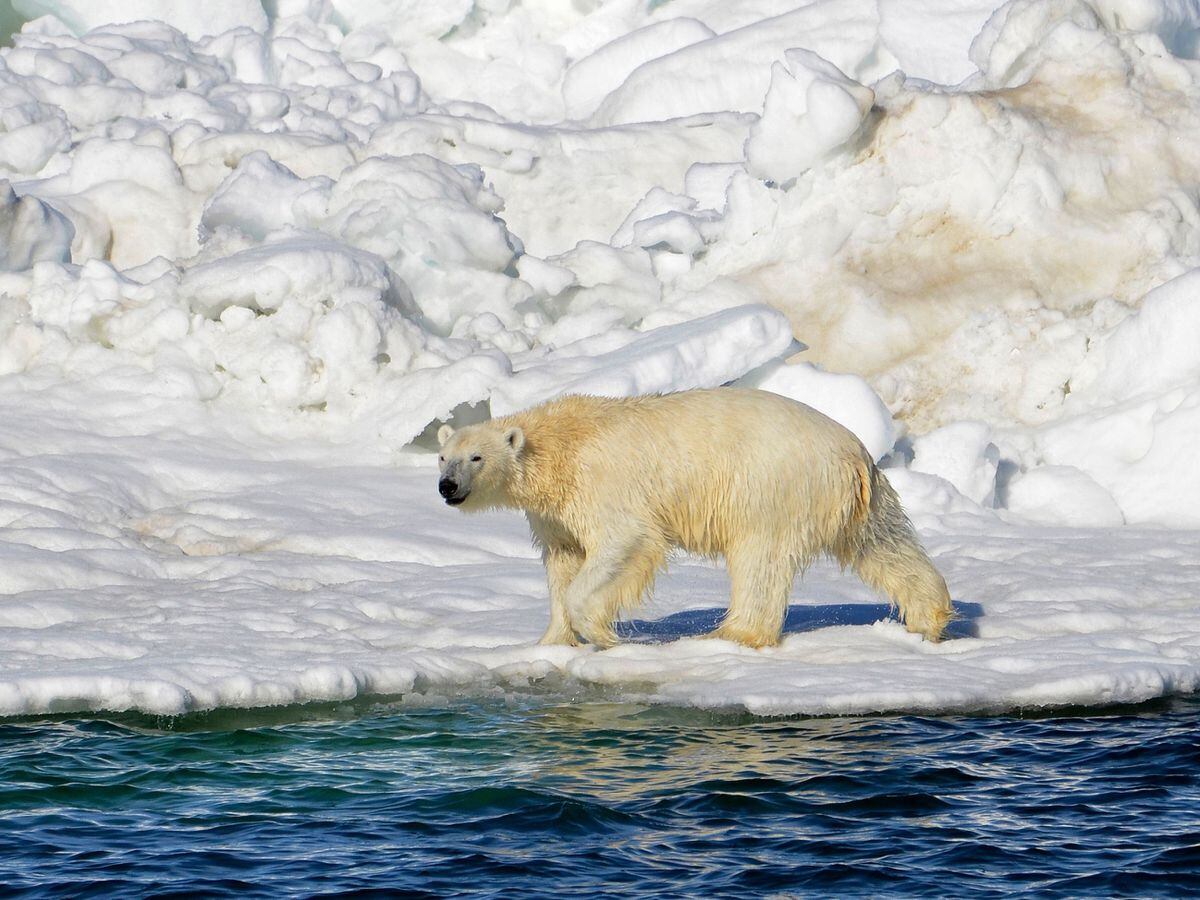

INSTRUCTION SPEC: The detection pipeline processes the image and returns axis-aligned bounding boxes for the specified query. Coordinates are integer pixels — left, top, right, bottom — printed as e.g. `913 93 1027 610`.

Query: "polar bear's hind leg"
712 539 799 648
840 467 953 642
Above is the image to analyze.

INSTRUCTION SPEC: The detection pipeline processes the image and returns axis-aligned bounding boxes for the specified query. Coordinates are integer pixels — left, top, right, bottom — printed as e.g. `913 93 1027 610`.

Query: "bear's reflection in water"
522 702 909 805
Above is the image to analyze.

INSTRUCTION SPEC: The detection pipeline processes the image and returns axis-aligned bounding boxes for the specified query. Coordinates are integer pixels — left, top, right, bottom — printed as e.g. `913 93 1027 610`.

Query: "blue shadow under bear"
617 601 983 643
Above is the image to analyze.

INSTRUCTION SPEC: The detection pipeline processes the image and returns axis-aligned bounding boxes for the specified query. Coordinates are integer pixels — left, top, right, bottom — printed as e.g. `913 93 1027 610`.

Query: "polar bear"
437 388 952 649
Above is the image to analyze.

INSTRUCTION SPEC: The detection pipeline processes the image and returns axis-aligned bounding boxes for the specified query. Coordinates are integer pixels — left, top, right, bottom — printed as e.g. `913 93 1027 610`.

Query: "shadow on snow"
618 601 983 643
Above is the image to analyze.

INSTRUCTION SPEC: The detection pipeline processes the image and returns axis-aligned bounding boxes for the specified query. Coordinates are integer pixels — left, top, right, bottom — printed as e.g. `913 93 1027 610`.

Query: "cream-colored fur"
437 388 953 649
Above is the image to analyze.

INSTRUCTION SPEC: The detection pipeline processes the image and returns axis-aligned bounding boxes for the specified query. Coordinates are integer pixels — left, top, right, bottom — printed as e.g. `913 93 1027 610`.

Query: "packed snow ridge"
1 0 1200 717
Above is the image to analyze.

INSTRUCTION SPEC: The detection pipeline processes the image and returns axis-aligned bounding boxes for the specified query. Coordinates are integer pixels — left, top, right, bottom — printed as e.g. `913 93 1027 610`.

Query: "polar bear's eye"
470 455 483 463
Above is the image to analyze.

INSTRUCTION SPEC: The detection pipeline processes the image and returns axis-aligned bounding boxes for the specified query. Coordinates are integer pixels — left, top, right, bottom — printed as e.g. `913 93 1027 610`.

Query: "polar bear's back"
554 387 868 472
522 388 874 558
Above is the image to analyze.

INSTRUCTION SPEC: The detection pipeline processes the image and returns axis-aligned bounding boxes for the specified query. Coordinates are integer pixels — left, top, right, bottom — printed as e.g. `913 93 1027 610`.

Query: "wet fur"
438 388 952 648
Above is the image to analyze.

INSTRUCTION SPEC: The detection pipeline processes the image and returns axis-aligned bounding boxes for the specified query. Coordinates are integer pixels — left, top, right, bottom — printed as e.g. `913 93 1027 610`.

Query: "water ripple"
1 696 1198 896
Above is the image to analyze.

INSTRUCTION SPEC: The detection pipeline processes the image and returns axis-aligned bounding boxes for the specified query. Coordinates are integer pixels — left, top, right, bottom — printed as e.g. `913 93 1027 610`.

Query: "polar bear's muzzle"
439 476 469 506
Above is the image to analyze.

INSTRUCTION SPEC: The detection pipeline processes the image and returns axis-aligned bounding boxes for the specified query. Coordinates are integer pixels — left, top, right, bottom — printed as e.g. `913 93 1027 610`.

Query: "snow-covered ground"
2 0 1200 716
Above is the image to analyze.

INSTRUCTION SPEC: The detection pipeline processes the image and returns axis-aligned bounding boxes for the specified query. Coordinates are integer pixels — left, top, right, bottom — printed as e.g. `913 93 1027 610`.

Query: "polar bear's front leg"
539 546 583 646
563 550 626 649
564 534 660 648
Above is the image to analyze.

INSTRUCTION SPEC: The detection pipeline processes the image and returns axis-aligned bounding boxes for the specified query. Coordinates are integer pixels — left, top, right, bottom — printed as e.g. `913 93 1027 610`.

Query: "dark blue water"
2 694 1198 897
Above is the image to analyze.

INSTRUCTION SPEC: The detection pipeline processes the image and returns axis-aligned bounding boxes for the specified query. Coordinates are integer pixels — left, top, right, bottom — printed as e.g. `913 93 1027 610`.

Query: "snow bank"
1029 269 1200 525
563 18 716 122
492 305 795 416
2 0 1200 717
0 18 791 450
590 2 895 127
13 0 268 40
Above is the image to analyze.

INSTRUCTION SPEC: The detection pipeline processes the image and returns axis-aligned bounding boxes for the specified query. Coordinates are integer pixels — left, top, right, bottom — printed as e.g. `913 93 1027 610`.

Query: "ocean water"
1 694 1198 897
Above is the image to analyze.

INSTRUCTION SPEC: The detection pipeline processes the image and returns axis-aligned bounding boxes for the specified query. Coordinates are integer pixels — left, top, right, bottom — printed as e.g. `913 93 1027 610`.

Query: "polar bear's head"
436 421 526 510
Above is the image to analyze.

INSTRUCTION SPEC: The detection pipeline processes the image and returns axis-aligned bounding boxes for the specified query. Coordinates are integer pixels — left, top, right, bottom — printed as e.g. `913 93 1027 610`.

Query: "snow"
12 0 268 41
878 0 1001 85
910 422 1002 507
0 180 72 269
1 387 1197 718
491 305 796 416
735 359 897 463
1003 465 1126 526
563 18 717 122
589 2 897 127
1 0 1199 717
744 49 875 186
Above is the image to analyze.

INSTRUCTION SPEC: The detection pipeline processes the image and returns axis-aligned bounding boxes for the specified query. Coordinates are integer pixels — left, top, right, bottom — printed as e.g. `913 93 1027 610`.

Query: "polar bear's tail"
835 461 953 642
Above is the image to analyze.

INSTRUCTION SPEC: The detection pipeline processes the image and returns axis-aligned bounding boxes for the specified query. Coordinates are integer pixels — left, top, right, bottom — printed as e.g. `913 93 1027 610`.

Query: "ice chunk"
1004 465 1124 526
878 0 1001 86
1089 0 1200 56
199 150 332 242
179 235 412 319
969 0 1104 89
28 136 196 267
745 48 875 185
684 163 742 214
910 421 1000 507
514 254 575 301
591 2 894 126
563 18 715 121
1024 269 1200 526
1069 268 1200 405
543 240 660 328
0 111 70 174
329 0 473 44
611 188 698 248
319 155 521 330
0 180 73 270
736 359 897 461
491 304 795 415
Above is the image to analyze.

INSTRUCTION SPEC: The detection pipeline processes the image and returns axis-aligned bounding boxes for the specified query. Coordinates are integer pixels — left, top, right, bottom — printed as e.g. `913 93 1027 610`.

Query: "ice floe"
2 0 1200 715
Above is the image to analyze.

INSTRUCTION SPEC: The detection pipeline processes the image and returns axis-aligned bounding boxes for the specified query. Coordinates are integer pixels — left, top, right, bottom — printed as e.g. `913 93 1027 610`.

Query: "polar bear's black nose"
439 477 458 498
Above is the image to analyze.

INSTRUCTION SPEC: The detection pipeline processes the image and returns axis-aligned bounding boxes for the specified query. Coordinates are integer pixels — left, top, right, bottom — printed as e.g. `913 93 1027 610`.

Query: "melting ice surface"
1 0 1200 716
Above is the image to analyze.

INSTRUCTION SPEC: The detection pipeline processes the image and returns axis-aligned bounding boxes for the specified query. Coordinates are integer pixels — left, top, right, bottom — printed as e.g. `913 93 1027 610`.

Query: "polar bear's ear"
437 424 454 447
504 426 525 454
